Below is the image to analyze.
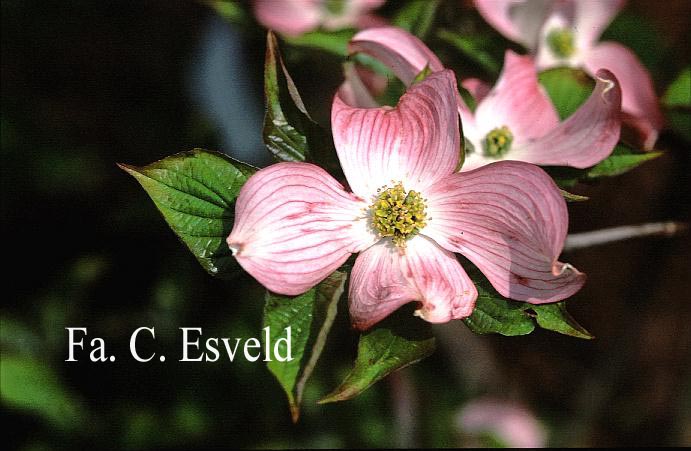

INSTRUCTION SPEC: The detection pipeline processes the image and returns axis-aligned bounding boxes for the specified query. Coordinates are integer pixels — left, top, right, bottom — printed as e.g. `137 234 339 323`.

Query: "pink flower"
458 50 622 171
457 397 546 448
227 70 584 330
345 27 622 171
475 0 663 150
253 0 385 37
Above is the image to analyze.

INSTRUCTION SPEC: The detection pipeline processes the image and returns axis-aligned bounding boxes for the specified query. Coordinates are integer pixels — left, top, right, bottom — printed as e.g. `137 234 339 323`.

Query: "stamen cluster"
371 182 427 248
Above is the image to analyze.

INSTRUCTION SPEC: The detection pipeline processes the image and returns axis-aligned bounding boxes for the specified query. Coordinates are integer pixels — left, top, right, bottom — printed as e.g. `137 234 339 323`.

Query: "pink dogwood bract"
475 0 663 150
253 0 385 37
458 397 546 448
346 26 622 171
227 70 584 330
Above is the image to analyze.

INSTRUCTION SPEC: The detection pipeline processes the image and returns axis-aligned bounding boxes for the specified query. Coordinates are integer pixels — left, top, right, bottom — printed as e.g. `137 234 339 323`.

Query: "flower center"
483 126 514 158
370 182 427 248
546 27 576 59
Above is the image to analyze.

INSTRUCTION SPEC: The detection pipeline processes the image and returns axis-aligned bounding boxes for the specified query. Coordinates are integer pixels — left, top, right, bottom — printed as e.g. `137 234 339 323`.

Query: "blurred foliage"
392 0 440 39
662 67 691 143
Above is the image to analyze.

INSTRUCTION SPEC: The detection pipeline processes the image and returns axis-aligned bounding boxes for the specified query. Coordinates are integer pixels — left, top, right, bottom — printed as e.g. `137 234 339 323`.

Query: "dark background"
2 0 690 448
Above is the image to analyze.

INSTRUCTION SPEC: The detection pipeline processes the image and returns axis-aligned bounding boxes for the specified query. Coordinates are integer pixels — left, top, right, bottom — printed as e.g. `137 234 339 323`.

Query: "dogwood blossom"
253 0 385 37
458 398 546 448
227 70 584 330
475 0 663 149
344 26 622 171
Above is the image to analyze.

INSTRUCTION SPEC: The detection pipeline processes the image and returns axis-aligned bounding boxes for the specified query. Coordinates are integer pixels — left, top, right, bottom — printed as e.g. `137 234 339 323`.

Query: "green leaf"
284 28 355 56
437 29 501 76
208 0 247 25
263 271 346 422
119 149 255 278
663 67 691 107
319 305 436 404
464 283 535 337
548 144 663 187
392 0 440 39
538 67 594 120
1 355 86 430
463 266 592 339
585 144 662 178
530 303 594 339
263 31 316 162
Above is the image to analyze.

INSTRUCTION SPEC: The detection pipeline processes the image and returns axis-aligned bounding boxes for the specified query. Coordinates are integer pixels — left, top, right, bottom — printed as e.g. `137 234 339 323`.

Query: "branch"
564 221 687 251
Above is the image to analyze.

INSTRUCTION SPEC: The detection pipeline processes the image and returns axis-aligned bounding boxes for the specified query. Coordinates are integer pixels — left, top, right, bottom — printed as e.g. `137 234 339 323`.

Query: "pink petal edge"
509 68 622 168
474 0 551 51
332 69 460 199
348 26 444 85
473 50 560 144
253 0 322 37
346 25 474 131
349 236 478 330
573 0 626 50
227 162 376 296
461 78 492 104
320 0 386 31
425 160 586 303
338 63 382 109
583 41 663 150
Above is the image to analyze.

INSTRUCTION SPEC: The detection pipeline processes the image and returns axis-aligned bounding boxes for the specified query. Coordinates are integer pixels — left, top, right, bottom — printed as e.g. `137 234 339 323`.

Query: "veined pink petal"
332 70 460 199
508 69 622 168
474 0 553 51
346 26 474 129
573 0 626 50
348 241 419 330
402 236 478 323
227 162 377 296
473 51 560 144
348 26 444 86
583 42 663 150
253 0 322 37
425 161 585 303
349 236 478 330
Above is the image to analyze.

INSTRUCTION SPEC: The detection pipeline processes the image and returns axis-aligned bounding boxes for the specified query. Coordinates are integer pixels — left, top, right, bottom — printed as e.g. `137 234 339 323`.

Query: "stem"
389 368 417 448
564 221 687 251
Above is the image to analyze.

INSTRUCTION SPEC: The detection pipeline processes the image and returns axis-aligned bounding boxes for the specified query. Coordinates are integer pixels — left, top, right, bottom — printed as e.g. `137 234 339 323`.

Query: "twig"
564 221 687 252
389 368 418 448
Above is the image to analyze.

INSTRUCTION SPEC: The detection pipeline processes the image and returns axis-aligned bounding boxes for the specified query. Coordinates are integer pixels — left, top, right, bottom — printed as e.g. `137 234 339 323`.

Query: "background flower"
253 0 385 37
457 397 546 448
475 0 664 149
345 26 622 170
